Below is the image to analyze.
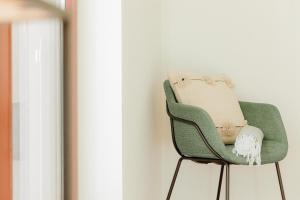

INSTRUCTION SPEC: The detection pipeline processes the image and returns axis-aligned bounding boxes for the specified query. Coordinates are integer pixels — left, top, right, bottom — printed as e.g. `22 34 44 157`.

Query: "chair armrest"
167 102 226 160
239 101 288 145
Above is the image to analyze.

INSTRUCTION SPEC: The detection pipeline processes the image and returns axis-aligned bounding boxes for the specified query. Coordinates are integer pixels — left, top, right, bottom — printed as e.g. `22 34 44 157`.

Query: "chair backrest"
163 80 177 104
163 79 221 159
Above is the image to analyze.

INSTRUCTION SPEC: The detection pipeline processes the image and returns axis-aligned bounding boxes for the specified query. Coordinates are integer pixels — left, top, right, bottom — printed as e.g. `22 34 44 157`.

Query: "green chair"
164 80 288 200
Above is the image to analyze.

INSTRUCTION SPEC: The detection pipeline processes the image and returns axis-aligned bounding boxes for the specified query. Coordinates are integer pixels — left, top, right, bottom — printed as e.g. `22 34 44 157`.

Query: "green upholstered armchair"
164 80 288 200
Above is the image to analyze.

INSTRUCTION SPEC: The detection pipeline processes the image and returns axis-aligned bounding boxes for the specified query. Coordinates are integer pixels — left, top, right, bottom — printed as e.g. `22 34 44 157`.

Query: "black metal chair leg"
166 157 183 200
225 164 230 200
216 165 224 200
275 162 286 200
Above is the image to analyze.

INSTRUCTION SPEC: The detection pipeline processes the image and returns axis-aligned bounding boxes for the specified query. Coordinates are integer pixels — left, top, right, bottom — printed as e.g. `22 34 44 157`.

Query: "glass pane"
12 19 63 200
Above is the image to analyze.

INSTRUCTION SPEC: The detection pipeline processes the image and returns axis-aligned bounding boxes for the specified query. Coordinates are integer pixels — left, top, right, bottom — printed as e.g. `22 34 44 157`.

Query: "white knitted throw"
232 125 264 165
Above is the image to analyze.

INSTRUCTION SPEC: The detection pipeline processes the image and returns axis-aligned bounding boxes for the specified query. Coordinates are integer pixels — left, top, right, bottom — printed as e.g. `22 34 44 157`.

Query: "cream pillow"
169 73 247 144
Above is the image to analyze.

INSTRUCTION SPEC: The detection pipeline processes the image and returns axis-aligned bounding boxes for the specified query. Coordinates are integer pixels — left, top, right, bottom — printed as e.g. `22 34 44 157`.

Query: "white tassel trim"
170 74 235 88
232 125 264 165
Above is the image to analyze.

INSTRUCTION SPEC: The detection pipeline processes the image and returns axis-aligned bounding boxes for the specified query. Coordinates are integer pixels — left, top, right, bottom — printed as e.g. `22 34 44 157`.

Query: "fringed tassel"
232 125 264 165
171 74 236 88
203 76 215 85
223 78 235 88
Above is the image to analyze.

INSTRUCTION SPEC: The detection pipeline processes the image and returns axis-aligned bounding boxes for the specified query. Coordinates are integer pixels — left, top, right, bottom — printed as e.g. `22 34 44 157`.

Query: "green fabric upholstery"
164 80 288 165
239 102 288 164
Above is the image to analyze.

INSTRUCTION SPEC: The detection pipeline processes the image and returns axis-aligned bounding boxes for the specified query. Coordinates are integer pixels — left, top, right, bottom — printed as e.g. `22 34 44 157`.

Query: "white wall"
78 0 163 199
162 0 300 199
77 0 122 200
122 0 164 200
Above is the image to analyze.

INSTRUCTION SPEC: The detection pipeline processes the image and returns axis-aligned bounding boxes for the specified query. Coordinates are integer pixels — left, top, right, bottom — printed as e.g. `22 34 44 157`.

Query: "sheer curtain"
12 1 64 200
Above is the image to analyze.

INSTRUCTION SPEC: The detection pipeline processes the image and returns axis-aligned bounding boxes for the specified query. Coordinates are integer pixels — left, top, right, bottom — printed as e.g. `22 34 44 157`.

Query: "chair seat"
225 140 287 165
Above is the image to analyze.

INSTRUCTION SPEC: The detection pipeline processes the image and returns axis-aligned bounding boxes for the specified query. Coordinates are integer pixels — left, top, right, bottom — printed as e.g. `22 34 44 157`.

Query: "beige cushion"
169 73 247 144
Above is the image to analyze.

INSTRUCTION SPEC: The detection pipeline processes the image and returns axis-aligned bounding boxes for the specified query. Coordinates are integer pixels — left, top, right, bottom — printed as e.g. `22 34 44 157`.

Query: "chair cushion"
169 73 247 144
